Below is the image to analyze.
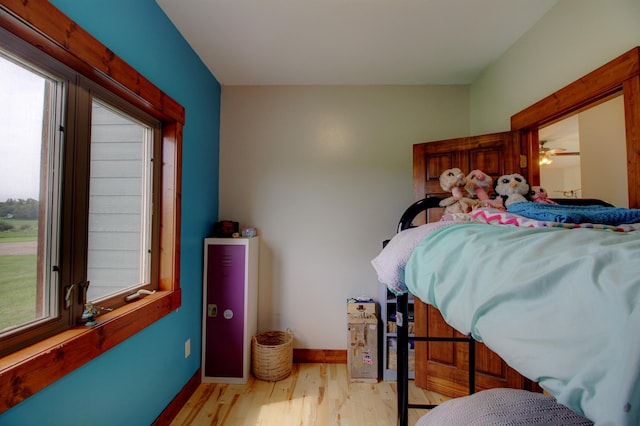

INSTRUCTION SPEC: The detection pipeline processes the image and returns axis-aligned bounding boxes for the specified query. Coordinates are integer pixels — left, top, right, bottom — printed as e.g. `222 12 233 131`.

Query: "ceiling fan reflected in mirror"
539 140 580 165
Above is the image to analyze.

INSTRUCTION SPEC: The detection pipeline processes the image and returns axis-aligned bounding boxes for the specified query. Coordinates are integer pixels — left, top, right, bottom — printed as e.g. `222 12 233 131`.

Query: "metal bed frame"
392 196 613 426
394 196 475 426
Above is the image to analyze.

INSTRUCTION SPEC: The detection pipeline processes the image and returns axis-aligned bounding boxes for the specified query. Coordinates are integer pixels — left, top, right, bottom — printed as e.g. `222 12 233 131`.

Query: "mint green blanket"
405 223 640 426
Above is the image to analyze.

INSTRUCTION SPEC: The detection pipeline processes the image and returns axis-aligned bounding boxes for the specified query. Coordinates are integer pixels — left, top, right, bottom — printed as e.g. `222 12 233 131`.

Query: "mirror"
511 46 640 209
538 94 628 207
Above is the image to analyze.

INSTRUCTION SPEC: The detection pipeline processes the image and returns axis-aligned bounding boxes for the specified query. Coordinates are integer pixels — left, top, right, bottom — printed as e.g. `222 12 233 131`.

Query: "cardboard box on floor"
347 298 378 383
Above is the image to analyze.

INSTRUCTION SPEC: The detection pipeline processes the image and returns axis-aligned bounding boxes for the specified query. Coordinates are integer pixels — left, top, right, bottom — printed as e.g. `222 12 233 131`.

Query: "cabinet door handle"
207 304 218 317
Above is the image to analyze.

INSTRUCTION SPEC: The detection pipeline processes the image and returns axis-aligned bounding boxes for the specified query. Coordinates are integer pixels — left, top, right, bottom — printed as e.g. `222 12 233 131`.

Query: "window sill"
0 289 181 413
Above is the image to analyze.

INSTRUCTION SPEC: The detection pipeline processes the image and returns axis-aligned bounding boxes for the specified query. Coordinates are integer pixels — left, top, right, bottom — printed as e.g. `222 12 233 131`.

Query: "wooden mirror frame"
511 46 640 208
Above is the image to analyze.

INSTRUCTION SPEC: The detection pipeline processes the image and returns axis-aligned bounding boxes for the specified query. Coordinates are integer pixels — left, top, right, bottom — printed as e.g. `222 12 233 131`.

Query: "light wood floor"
171 363 450 426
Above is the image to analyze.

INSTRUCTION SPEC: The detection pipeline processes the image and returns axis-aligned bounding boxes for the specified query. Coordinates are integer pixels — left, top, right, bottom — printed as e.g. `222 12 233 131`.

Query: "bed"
372 197 640 426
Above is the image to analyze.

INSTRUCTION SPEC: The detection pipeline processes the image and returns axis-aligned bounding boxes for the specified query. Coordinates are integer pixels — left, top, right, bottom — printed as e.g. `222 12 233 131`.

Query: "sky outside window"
0 55 45 202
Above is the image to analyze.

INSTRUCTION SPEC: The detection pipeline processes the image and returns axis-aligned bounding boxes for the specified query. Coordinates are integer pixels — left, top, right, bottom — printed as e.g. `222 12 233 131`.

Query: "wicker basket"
252 329 294 381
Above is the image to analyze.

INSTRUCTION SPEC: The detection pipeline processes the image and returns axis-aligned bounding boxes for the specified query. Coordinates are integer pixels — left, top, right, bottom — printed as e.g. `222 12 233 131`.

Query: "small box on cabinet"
347 297 377 316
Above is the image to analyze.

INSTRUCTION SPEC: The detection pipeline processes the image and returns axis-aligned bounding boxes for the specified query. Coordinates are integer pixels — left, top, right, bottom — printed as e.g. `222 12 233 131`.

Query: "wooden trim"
0 0 184 124
160 121 182 291
0 0 184 414
293 349 347 364
511 46 640 208
0 291 181 413
413 144 427 203
511 47 640 129
412 144 428 225
624 75 640 210
152 368 201 426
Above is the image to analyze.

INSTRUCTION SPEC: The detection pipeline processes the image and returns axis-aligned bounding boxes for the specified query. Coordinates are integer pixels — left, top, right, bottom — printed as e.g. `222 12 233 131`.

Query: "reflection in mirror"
538 94 627 207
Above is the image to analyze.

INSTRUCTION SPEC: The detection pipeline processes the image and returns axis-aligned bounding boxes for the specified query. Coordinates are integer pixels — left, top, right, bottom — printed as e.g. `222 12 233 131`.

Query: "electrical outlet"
185 338 191 358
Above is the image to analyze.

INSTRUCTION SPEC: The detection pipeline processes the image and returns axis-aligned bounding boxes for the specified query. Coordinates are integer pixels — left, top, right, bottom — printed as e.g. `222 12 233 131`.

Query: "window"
0 49 65 350
86 98 159 303
0 38 162 355
0 1 183 413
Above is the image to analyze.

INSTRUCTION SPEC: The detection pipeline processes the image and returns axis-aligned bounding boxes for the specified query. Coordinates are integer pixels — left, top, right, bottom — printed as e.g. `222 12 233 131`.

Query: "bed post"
397 293 409 426
469 337 476 395
391 196 483 425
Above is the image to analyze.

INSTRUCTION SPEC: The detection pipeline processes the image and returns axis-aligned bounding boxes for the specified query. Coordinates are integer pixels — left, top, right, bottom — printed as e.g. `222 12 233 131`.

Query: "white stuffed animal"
494 173 530 208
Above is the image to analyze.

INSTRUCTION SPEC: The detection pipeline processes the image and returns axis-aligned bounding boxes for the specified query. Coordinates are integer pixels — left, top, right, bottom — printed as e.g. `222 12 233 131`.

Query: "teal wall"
0 0 220 424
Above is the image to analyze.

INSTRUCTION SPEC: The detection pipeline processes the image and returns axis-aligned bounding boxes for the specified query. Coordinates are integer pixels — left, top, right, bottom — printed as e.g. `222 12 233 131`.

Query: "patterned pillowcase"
472 207 640 232
472 207 548 227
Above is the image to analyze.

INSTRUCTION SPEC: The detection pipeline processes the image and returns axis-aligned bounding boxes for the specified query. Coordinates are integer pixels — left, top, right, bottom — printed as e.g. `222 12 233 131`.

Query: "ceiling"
156 0 559 86
539 116 580 169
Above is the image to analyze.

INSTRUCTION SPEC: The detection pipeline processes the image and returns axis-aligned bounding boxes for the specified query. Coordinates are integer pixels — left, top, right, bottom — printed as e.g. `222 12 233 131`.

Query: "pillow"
472 207 548 227
371 221 459 294
416 388 593 426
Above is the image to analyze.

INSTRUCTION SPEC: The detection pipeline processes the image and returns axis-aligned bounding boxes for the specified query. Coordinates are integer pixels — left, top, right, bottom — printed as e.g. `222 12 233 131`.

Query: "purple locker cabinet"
201 237 259 384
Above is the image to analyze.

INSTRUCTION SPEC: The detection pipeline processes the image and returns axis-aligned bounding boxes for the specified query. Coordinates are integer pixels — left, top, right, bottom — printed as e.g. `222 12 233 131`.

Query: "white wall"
540 166 581 199
219 0 640 351
580 96 628 207
539 97 626 205
470 0 640 135
219 86 468 349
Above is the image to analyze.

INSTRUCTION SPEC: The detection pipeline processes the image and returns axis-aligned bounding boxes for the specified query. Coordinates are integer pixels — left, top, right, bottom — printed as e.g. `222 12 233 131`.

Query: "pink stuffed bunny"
465 169 504 210
529 186 557 204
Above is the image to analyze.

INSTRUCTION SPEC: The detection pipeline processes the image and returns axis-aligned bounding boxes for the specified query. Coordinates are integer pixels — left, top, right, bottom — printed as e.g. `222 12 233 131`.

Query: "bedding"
370 220 465 294
508 201 640 225
397 223 640 426
416 388 593 426
472 207 640 232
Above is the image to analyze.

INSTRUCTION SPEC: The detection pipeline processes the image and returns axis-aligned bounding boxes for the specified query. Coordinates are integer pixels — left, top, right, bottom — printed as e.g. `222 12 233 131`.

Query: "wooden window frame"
0 0 183 413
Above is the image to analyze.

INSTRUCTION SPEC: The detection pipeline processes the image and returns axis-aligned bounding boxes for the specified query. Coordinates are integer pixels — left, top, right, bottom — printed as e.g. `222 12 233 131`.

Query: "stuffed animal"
464 169 504 210
494 173 530 208
439 168 478 214
529 186 558 204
